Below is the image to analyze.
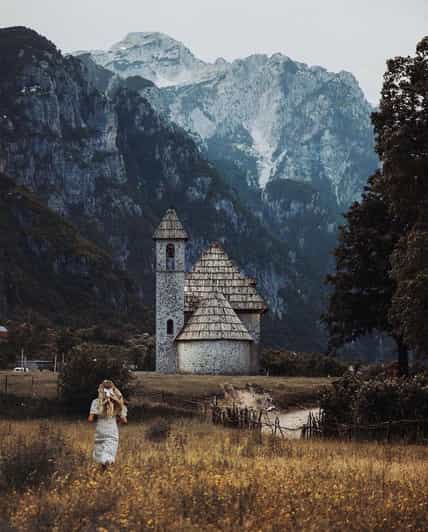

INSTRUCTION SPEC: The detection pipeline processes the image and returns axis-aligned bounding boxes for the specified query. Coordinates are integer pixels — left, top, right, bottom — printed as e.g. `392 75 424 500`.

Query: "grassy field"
1 418 427 531
0 371 330 408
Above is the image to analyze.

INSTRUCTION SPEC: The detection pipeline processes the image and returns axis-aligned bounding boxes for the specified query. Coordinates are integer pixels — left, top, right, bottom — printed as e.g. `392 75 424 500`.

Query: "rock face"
81 32 378 207
0 172 132 323
0 27 376 351
81 32 217 88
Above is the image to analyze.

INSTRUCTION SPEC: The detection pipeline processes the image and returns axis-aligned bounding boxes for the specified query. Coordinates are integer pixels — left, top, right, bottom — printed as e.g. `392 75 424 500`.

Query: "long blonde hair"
97 380 124 417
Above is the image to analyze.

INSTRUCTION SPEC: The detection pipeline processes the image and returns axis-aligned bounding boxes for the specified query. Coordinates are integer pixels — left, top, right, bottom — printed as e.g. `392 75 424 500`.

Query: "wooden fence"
0 373 58 399
318 415 428 443
2 376 428 443
211 403 263 430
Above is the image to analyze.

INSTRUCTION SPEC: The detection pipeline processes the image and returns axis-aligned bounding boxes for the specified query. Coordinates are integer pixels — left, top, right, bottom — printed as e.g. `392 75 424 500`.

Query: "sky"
1 0 427 103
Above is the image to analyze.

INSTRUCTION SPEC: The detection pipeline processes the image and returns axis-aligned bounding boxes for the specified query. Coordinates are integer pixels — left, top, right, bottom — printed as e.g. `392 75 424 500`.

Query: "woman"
88 380 128 468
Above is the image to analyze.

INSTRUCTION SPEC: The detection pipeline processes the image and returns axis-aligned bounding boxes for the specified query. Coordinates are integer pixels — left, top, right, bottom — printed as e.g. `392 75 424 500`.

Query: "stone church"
154 209 268 374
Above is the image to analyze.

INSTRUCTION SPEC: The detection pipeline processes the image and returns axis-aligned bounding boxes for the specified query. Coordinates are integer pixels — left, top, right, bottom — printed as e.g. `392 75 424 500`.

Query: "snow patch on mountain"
79 32 378 207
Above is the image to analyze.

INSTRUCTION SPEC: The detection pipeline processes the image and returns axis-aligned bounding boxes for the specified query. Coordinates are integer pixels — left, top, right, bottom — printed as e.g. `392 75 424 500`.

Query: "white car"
13 367 29 373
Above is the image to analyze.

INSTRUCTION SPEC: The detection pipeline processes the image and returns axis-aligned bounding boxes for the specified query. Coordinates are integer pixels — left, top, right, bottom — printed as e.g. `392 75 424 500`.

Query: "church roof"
184 242 267 312
153 209 188 240
177 292 253 341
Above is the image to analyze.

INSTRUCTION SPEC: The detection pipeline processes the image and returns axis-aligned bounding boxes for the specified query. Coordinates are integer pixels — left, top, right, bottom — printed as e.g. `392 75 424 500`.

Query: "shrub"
261 349 347 377
0 422 80 492
320 372 428 430
144 419 171 443
0 393 61 419
59 347 133 414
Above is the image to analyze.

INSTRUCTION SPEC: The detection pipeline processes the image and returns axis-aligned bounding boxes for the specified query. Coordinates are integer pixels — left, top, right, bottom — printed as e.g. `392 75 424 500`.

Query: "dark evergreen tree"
371 37 428 360
389 223 428 358
325 37 428 372
324 173 405 363
372 37 428 231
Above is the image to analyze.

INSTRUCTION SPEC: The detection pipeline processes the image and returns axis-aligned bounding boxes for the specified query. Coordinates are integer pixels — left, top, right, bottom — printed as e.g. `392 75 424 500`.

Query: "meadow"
1 418 427 531
0 371 330 408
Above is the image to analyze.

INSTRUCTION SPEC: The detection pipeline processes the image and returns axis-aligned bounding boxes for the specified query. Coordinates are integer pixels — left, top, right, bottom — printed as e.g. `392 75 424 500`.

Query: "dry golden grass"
1 418 427 531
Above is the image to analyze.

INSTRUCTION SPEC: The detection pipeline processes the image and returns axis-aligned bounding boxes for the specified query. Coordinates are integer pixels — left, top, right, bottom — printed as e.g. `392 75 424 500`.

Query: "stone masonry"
154 209 268 374
154 210 188 373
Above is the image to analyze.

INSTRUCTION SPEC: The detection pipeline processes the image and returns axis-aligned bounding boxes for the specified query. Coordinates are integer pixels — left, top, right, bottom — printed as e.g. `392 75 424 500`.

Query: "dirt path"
262 407 320 439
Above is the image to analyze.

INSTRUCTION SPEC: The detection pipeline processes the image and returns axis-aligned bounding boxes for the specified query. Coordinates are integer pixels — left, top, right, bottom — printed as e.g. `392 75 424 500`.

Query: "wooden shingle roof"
184 242 267 312
177 292 253 341
153 209 188 240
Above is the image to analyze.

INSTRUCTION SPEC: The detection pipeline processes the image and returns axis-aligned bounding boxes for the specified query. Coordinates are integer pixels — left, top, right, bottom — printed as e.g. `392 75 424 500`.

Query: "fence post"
4 375 7 395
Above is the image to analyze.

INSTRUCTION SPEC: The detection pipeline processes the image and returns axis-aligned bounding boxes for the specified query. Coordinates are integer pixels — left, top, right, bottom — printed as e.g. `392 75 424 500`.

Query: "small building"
153 209 268 374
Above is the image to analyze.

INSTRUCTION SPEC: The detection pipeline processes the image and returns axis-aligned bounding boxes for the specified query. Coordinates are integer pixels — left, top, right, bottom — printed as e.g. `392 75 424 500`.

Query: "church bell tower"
153 209 188 373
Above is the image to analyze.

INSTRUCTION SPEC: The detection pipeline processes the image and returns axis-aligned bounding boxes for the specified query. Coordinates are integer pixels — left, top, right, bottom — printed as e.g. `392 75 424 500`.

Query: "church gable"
184 242 267 313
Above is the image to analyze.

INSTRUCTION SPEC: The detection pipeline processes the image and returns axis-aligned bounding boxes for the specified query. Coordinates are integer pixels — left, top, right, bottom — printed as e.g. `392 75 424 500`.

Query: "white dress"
89 398 127 465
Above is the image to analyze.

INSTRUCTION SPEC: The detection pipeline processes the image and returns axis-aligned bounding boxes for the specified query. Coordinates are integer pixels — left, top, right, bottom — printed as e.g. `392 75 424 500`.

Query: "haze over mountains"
0 27 379 352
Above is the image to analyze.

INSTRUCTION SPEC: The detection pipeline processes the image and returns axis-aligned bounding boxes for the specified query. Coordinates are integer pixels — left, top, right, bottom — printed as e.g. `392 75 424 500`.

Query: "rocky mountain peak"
111 31 187 52
84 31 210 88
79 32 377 206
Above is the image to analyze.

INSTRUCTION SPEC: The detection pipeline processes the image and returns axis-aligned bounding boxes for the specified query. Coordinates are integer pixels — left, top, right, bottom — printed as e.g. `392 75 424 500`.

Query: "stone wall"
177 340 252 374
155 239 186 373
237 312 261 373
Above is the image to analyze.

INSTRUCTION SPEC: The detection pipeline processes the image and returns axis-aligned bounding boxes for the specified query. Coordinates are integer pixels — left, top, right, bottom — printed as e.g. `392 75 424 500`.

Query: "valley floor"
0 371 330 409
1 418 427 531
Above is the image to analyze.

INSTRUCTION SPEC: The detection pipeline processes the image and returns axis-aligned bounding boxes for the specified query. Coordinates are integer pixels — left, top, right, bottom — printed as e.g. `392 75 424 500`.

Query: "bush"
261 349 347 377
144 419 171 443
0 393 61 419
320 372 428 427
0 422 81 492
59 347 133 414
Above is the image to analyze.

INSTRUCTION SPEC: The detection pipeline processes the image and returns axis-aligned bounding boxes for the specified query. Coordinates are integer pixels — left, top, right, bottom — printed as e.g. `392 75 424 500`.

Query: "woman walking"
88 380 127 468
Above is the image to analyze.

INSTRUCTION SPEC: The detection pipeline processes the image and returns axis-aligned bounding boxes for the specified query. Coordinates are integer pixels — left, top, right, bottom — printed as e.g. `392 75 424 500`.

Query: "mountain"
80 32 378 207
80 32 219 88
0 26 335 350
0 172 133 324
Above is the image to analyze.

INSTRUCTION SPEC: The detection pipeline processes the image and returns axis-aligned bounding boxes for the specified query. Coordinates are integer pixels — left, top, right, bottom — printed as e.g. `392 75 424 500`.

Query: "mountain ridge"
0 26 335 351
78 31 378 206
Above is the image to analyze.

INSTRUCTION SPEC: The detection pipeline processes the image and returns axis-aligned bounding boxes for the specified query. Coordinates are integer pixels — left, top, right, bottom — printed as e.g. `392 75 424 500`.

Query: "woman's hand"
88 414 95 423
120 417 128 424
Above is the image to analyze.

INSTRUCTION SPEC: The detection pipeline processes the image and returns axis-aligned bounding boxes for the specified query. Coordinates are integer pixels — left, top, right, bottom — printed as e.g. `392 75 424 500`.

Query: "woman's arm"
119 402 128 424
88 399 98 422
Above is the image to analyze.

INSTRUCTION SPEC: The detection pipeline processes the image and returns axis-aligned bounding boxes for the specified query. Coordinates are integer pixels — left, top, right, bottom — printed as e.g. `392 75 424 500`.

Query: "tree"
371 37 428 360
324 172 407 370
325 37 428 373
389 223 428 358
6 319 50 361
59 346 133 414
372 37 428 231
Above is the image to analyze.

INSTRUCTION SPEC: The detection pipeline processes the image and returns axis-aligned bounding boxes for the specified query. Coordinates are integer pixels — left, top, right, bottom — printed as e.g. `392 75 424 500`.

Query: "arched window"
167 319 174 335
166 243 175 271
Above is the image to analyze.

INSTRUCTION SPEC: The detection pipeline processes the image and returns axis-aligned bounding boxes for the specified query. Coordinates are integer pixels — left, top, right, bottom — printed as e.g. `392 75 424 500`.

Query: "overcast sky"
1 0 427 103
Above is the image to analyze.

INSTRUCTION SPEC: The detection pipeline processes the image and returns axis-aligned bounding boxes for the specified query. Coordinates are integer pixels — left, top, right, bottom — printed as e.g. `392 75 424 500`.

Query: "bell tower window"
166 243 175 271
167 319 174 335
